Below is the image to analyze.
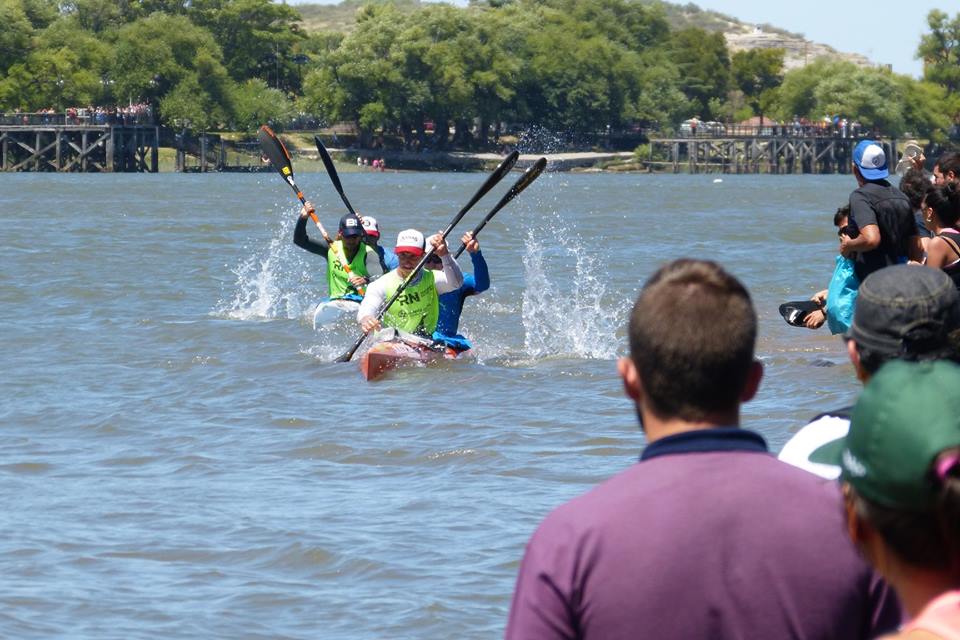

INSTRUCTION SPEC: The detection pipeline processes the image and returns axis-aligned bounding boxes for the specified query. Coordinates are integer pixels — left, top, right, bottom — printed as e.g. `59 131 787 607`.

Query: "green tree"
814 65 906 135
159 76 214 130
895 76 954 140
771 57 843 122
111 13 228 110
917 9 960 95
301 2 410 146
0 17 112 109
232 78 293 132
731 48 784 124
669 27 729 120
0 0 35 76
632 51 691 128
189 0 303 84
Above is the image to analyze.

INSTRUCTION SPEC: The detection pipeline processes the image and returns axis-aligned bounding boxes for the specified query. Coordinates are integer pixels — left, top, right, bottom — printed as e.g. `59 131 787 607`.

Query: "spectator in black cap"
293 203 386 301
779 264 960 478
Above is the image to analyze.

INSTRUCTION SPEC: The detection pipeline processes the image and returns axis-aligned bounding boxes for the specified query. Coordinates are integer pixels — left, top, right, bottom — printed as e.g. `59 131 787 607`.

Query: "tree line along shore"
1 0 958 157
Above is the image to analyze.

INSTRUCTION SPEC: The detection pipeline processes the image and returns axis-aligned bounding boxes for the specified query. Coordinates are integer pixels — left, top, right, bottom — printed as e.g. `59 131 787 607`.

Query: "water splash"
212 210 319 321
515 173 629 361
520 225 626 360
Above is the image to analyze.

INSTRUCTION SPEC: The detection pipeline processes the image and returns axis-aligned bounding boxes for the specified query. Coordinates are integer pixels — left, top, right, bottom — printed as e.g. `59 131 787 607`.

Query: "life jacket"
382 270 439 335
327 241 373 299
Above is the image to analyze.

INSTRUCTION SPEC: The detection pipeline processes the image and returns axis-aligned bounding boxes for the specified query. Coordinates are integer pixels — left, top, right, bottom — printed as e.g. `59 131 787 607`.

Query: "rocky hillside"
294 0 875 71
660 4 872 70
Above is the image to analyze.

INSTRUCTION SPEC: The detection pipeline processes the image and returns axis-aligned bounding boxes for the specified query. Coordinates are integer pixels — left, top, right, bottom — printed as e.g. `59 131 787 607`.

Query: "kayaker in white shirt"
357 229 463 336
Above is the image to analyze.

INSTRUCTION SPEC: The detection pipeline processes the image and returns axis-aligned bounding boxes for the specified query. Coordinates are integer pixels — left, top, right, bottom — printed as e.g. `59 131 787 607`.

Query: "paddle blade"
454 150 519 219
314 136 355 214
489 157 547 215
452 157 546 259
258 125 294 178
336 333 367 363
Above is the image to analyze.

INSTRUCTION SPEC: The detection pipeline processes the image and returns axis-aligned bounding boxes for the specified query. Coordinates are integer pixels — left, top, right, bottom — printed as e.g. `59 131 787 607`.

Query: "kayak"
312 298 361 330
360 328 470 381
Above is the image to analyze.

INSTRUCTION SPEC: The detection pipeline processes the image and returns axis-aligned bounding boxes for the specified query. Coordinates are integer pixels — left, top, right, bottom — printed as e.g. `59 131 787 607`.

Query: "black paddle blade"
335 333 367 363
453 158 547 258
452 150 519 223
314 136 357 217
453 157 546 258
258 125 294 178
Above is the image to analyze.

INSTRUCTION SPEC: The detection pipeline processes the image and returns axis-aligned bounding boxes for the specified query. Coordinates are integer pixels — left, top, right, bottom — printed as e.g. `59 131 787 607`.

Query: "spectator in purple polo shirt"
505 259 901 640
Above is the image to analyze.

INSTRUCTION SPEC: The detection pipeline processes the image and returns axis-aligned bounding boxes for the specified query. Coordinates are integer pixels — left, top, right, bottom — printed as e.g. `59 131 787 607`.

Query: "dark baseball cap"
846 265 960 358
837 360 960 509
339 214 364 237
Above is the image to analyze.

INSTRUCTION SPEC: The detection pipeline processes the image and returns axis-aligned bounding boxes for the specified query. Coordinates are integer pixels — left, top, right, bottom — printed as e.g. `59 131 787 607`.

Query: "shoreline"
289 149 639 173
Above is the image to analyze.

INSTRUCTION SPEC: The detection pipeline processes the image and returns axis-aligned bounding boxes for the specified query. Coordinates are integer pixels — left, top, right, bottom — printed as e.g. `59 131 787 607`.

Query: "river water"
2 170 861 638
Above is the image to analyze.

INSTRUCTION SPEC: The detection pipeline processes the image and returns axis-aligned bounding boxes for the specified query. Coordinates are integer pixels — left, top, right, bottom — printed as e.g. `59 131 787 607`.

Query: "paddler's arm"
839 224 879 258
357 277 387 333
470 251 489 294
428 233 463 294
293 203 331 258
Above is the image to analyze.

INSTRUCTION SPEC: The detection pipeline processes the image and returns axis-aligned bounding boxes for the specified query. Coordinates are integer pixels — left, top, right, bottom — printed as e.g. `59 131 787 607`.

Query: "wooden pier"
0 123 159 172
648 137 899 175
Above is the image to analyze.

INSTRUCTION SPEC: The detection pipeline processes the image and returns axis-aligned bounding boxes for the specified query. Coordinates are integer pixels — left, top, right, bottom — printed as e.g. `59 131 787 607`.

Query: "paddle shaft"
453 157 547 259
335 151 521 363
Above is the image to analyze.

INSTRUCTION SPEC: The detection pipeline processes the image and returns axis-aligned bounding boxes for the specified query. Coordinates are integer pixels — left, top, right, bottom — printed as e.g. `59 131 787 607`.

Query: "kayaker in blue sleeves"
427 231 489 351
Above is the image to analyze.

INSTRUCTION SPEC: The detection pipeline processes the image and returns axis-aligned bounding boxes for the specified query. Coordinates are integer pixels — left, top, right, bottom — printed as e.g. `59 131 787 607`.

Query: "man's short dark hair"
899 168 930 210
936 152 960 180
628 259 756 421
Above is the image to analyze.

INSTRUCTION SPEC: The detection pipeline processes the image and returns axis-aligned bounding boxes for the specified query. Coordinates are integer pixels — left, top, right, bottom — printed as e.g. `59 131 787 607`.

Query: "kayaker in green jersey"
293 202 384 300
356 229 463 336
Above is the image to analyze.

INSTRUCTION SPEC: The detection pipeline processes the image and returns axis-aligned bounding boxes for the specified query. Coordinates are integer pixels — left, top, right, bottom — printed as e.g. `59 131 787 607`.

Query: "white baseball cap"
394 229 425 256
361 216 379 237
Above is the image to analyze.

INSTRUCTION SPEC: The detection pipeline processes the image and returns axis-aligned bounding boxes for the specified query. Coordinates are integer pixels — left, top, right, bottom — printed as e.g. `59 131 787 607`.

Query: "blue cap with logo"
853 140 889 180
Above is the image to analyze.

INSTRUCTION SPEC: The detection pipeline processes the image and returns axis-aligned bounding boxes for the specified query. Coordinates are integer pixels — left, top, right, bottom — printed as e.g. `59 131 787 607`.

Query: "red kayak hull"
360 340 468 381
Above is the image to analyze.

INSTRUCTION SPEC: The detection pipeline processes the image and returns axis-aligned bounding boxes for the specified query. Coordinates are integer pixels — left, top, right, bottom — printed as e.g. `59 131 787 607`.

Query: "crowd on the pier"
1 103 154 126
681 113 870 138
504 141 960 639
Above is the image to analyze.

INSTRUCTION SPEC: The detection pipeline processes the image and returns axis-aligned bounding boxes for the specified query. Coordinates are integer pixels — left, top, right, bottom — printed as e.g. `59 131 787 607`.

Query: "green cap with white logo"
838 360 960 509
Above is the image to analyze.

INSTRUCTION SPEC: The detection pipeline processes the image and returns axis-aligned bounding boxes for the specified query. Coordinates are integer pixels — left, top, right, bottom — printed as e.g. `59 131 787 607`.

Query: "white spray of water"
520 219 625 360
212 210 320 322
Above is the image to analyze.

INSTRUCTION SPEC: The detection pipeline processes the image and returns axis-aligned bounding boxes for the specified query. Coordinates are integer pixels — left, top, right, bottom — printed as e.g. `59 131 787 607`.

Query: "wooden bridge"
647 136 901 175
0 120 159 172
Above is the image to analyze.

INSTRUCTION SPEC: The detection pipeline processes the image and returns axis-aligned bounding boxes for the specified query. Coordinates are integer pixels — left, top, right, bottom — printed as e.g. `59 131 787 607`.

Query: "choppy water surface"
2 170 860 638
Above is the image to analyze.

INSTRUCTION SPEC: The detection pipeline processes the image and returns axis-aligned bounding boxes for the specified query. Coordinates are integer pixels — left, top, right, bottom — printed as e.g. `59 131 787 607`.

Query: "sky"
290 0 951 79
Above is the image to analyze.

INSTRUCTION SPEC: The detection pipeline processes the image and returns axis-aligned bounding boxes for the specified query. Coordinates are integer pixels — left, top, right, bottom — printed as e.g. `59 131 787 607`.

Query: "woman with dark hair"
834 360 960 639
923 183 960 288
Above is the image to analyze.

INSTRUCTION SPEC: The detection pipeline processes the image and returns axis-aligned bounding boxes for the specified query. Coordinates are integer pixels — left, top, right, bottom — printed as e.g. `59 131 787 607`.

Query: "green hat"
837 360 960 509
